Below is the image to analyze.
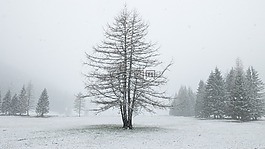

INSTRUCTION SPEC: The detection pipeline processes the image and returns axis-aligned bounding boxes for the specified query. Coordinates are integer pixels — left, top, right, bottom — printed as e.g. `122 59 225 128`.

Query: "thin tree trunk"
120 102 128 128
128 102 134 129
122 110 128 129
122 118 128 129
26 96 30 116
122 18 129 129
128 116 133 129
79 100 81 117
126 12 137 130
128 77 138 129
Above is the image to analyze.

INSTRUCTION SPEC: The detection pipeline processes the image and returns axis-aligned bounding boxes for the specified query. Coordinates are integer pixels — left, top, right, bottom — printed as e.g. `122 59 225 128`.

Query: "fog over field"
1 1 265 112
1 1 265 149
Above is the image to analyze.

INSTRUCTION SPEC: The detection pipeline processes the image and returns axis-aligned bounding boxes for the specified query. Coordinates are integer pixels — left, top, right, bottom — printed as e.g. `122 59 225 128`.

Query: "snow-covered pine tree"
245 66 265 120
2 90 11 115
204 71 215 118
195 80 206 118
36 88 49 117
225 68 236 118
74 92 85 117
204 68 226 119
187 87 196 116
10 94 19 115
26 82 34 116
170 86 195 117
230 60 250 121
175 86 188 116
169 92 178 116
213 67 226 118
19 85 27 115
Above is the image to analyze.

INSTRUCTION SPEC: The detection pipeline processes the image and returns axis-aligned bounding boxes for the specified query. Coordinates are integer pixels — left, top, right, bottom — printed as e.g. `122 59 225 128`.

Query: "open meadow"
0 115 265 149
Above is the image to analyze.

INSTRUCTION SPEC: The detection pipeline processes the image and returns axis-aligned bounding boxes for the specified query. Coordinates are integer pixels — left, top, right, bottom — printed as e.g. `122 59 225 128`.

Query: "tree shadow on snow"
67 124 166 134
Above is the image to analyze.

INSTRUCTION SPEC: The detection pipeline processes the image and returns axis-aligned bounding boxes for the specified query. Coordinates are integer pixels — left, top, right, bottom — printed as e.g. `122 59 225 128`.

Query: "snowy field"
0 115 265 149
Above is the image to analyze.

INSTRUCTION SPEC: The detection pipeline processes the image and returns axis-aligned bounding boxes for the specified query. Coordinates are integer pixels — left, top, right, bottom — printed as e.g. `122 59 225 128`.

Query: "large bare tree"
84 7 171 129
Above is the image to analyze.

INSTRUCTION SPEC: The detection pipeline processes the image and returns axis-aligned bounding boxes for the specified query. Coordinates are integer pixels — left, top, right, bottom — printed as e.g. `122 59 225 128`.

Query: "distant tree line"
0 83 49 117
170 59 265 121
169 86 195 116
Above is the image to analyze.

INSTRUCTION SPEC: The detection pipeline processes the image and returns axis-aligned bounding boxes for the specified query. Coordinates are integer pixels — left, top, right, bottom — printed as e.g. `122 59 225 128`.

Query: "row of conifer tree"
170 59 265 121
0 84 49 117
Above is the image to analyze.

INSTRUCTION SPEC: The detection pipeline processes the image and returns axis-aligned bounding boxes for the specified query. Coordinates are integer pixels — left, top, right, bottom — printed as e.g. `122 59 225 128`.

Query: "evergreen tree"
170 86 195 117
2 90 11 115
26 82 34 116
204 71 215 118
10 94 19 115
225 68 236 118
245 66 265 120
213 67 226 118
36 89 49 117
229 60 250 121
19 85 27 115
187 87 196 116
74 92 85 117
175 86 188 116
169 92 178 116
195 80 206 118
233 68 248 120
204 68 226 119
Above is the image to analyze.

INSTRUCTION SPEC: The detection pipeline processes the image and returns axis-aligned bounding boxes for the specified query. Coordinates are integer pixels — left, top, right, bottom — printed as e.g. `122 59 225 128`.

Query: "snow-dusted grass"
0 115 265 149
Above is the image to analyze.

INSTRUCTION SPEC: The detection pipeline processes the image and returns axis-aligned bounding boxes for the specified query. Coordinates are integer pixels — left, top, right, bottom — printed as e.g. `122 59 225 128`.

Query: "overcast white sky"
1 0 265 99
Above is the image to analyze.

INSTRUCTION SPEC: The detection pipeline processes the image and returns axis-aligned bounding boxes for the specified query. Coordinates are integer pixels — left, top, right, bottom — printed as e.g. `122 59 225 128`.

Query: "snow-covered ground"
0 115 265 149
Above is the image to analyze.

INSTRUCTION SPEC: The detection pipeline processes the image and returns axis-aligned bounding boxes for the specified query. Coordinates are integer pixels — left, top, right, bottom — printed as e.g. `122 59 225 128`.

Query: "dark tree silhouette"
84 6 171 129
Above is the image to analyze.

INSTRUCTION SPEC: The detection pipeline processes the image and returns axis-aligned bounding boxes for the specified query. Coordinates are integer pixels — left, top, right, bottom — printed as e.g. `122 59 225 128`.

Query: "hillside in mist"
0 63 74 114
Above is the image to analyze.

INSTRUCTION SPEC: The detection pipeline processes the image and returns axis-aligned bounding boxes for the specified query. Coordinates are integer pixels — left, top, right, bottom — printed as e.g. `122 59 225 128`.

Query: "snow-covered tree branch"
84 7 172 129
